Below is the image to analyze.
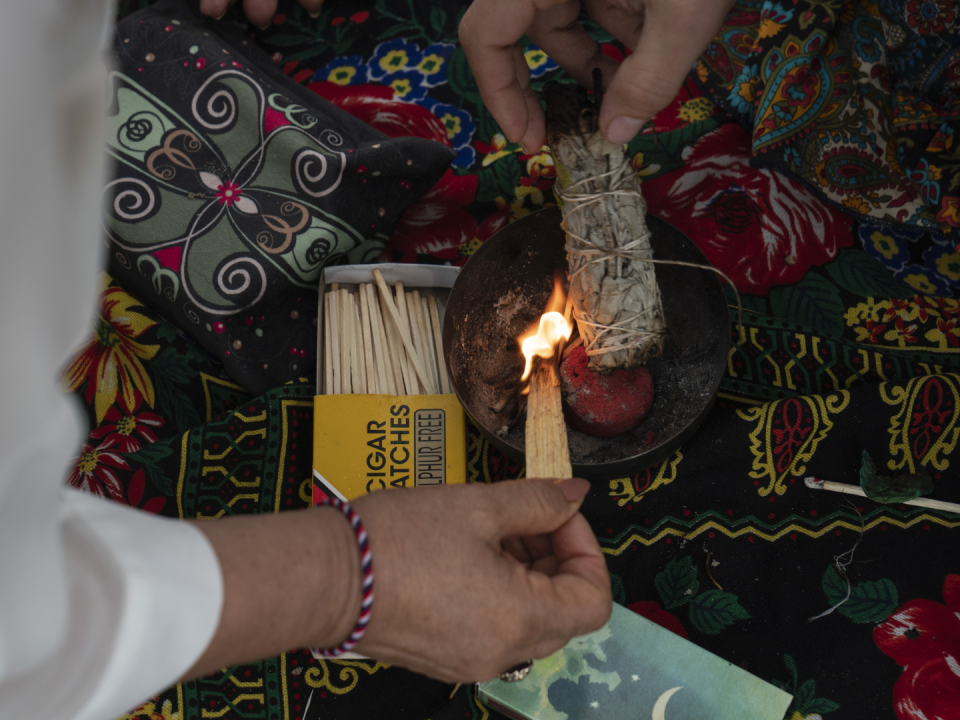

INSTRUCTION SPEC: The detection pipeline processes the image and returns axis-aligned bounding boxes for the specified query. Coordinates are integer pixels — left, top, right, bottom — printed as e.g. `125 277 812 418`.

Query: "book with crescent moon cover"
478 603 792 720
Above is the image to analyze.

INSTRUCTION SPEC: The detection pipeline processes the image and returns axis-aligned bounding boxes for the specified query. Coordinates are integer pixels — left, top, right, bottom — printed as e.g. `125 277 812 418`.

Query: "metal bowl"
443 205 729 480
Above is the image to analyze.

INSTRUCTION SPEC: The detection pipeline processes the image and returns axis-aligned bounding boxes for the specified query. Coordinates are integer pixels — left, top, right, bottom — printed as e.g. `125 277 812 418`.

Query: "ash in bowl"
443 206 729 479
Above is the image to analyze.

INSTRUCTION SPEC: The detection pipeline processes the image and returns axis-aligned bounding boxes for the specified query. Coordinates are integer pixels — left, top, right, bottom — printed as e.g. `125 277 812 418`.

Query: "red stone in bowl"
560 346 655 438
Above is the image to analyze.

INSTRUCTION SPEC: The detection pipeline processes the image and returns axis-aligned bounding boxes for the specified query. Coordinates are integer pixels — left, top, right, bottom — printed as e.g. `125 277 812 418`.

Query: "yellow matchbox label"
312 394 467 502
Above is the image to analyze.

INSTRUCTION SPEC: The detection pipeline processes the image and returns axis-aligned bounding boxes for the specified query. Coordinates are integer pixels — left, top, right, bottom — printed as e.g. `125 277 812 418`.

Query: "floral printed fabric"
698 0 959 236
88 2 960 720
874 574 960 719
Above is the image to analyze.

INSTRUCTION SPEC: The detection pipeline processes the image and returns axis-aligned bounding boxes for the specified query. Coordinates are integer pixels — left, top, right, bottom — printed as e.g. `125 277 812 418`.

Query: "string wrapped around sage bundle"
545 82 665 371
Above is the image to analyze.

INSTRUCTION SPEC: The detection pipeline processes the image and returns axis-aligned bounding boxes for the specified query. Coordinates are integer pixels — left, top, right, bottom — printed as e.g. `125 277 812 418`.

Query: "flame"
519 276 572 382
520 312 572 381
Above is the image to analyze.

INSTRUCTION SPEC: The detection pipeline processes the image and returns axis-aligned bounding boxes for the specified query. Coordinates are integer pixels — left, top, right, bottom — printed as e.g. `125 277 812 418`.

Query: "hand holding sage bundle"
545 82 666 372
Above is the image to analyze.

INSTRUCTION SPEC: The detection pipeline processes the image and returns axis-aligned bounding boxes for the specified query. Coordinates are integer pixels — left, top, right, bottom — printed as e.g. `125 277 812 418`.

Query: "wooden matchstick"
323 293 334 395
805 477 960 514
427 295 451 394
525 356 572 479
365 283 394 395
349 292 367 394
398 284 423 368
373 271 436 394
359 288 379 393
421 296 441 392
378 287 410 394
394 282 423 394
328 288 341 394
411 291 438 391
338 288 351 394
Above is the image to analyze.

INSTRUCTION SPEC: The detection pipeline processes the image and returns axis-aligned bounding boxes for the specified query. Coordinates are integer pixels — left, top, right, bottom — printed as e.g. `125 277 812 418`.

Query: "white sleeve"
0 1 223 719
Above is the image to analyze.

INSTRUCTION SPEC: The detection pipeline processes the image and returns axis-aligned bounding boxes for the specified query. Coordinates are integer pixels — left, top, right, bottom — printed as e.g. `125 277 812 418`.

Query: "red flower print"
385 169 508 265
125 469 167 514
388 170 477 262
641 124 854 295
937 318 960 347
627 601 689 639
874 574 960 719
308 81 450 147
905 0 955 35
66 436 129 502
89 403 165 453
350 11 369 23
600 42 630 65
862 319 887 344
215 180 242 206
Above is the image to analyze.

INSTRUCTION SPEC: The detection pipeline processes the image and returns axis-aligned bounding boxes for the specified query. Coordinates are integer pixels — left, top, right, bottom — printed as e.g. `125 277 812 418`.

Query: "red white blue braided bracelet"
310 497 373 658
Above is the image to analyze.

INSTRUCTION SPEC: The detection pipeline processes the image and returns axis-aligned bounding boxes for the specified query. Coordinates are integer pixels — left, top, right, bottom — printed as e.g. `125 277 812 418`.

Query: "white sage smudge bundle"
545 82 665 371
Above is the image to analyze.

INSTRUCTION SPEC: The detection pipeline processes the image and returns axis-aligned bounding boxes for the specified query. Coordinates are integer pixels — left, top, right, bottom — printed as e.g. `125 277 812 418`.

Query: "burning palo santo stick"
521 311 573 479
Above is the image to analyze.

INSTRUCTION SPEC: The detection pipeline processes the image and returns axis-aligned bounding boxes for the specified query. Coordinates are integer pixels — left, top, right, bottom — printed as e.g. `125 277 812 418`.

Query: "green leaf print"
769 272 846 336
825 249 914 300
475 154 522 204
687 589 751 634
654 556 699 609
821 565 899 624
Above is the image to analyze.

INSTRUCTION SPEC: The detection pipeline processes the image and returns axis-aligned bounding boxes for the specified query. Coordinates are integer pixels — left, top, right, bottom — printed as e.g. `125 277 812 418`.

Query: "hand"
353 478 612 682
459 0 734 150
198 0 324 29
186 477 609 684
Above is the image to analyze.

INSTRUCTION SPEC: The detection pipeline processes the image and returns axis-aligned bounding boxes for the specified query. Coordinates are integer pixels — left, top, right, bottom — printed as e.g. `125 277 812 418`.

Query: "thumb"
486 478 590 538
598 0 732 144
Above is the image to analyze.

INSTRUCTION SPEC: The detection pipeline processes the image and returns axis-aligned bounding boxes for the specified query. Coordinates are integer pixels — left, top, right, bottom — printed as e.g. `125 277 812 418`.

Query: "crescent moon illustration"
651 686 683 720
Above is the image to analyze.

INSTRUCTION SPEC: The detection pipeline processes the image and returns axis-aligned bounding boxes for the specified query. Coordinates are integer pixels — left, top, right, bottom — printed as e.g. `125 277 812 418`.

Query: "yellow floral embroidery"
842 196 871 214
63 275 159 423
524 47 550 71
440 112 461 140
757 18 786 39
678 96 715 122
327 66 356 85
378 49 409 74
417 53 445 77
902 272 939 295
936 252 960 281
868 230 899 259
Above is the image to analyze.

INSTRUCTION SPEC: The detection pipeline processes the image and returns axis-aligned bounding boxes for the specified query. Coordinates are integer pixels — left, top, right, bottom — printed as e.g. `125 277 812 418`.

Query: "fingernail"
519 140 534 155
257 22 270 30
554 477 590 503
605 116 645 145
308 10 321 19
214 11 226 20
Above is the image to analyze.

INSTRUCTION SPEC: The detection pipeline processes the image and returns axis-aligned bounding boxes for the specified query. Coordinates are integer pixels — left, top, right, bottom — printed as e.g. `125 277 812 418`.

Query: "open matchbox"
311 263 467 506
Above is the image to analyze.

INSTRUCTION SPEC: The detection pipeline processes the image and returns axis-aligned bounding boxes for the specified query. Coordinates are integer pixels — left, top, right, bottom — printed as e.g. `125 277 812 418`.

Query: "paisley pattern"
699 0 960 236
